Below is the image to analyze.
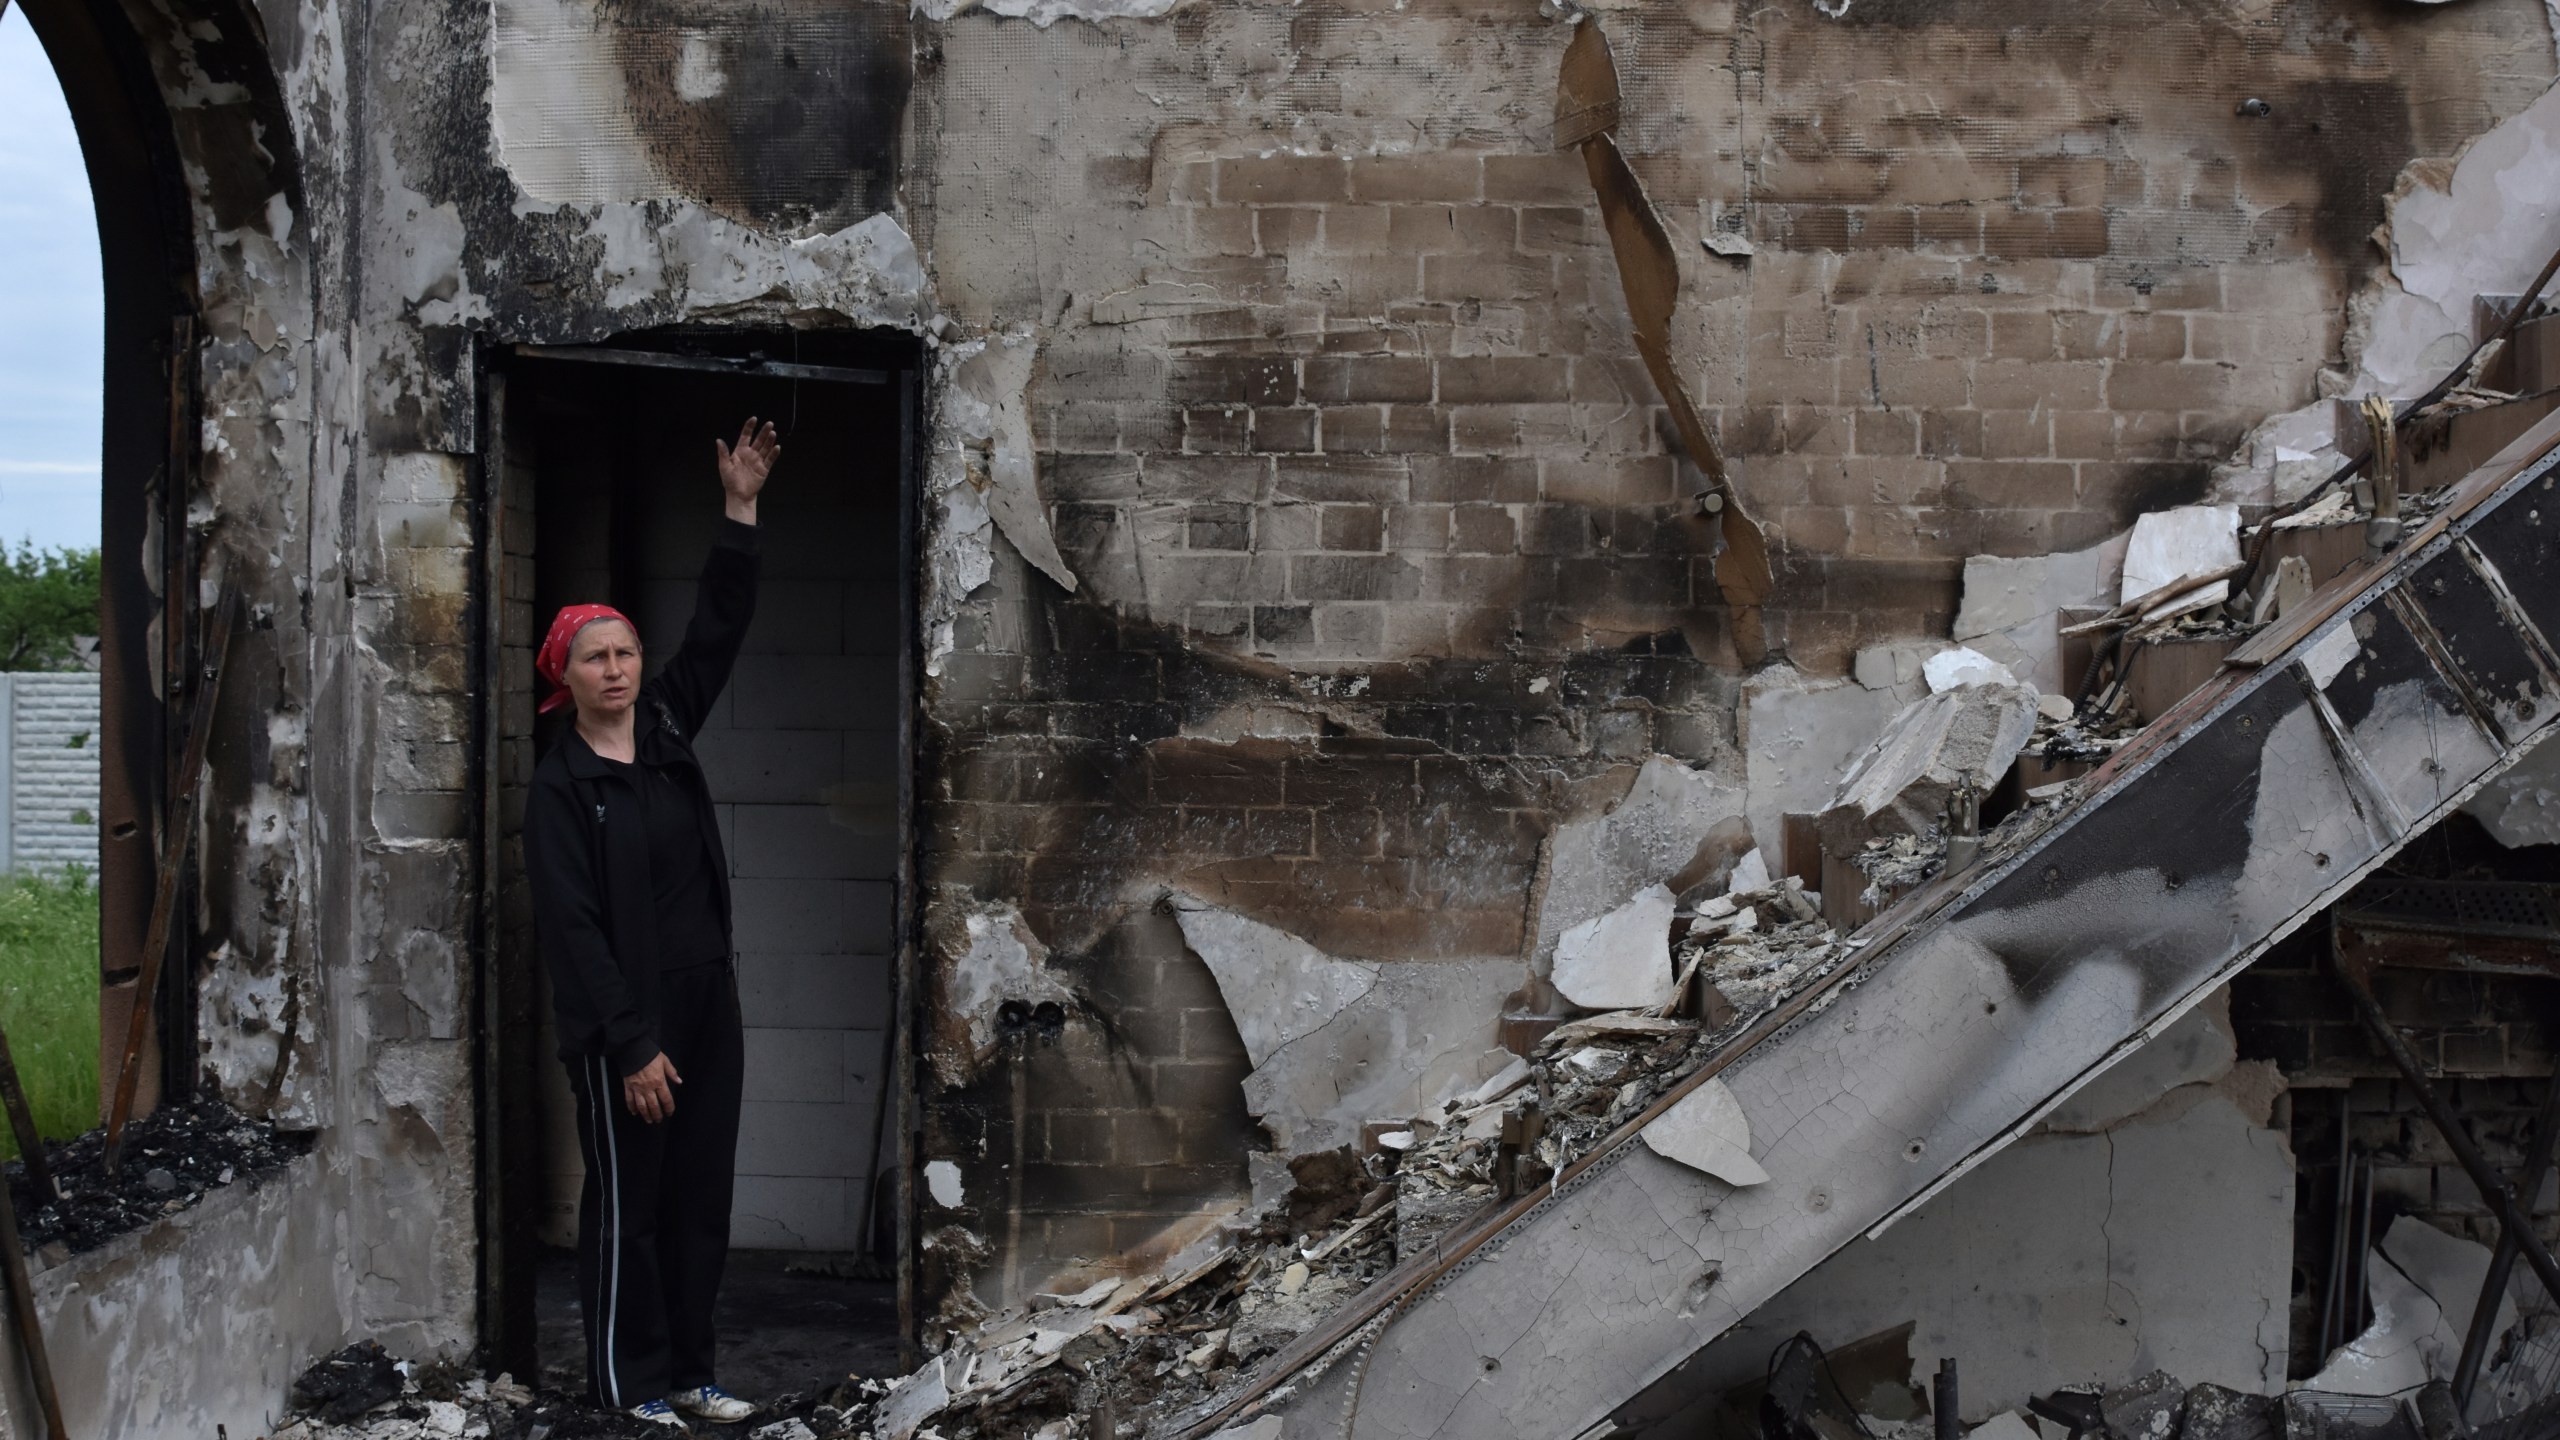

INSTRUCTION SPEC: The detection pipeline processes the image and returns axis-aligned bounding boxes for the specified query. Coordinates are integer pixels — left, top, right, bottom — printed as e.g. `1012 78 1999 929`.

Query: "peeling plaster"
1531 756 1749 980
933 901 1078 1089
914 0 1185 28
1171 895 1516 1156
951 335 1078 593
2219 81 2560 505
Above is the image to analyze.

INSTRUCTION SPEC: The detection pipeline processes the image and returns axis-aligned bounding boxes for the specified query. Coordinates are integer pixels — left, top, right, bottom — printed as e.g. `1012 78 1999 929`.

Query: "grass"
0 868 98 1157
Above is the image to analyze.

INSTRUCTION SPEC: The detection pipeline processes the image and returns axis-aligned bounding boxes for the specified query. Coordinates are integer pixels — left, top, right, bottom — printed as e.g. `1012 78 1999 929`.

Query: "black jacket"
525 519 760 1075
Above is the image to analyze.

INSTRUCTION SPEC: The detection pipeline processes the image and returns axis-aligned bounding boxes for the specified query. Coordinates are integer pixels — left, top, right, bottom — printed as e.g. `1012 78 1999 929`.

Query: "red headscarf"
535 605 636 715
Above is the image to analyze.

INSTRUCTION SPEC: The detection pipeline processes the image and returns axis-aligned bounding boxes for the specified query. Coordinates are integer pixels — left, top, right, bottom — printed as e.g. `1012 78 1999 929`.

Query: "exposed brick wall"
2233 918 2560 1375
898 0 2560 1321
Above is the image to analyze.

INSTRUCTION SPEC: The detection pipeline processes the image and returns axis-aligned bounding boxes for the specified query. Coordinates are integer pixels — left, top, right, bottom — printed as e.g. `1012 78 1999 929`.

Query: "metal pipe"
2454 1065 2560 1408
2335 956 2560 1306
2322 1087 2353 1358
2352 1155 2376 1339
1933 1358 1960 1440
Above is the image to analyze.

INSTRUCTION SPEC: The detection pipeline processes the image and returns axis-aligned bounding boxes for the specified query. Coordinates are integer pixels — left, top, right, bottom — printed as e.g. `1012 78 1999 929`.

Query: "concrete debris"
1955 538 2130 695
1639 1077 1767 1187
2123 506 2243 621
1922 646 2019 693
1725 847 1772 897
1817 683 2039 856
2306 1215 2522 1402
1552 882 1678 1010
813 884 1863 1440
1532 755 1752 980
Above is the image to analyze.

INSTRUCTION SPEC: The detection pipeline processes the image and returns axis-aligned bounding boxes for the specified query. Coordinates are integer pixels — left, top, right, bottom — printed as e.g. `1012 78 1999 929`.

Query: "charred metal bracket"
1555 19 1774 664
2338 877 2560 978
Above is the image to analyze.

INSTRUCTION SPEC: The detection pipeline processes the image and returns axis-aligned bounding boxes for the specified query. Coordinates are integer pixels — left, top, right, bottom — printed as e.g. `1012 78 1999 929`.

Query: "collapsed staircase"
1171 399 2560 1438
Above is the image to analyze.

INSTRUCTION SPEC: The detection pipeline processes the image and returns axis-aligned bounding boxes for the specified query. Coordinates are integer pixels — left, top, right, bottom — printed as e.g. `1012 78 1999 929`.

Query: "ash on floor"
536 1246 902 1413
5 1096 308 1257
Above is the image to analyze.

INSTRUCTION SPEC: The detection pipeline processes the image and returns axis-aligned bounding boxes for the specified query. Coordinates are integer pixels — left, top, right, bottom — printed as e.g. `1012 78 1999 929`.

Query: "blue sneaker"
628 1398 689 1429
669 1386 755 1423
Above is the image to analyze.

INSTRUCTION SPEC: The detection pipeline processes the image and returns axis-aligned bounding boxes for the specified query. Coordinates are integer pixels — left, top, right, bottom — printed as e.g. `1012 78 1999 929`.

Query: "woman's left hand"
716 417 782 523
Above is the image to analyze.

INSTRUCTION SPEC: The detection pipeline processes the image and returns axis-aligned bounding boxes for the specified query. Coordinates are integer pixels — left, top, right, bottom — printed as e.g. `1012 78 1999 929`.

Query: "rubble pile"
823 883 1863 1440
274 1343 865 1440
6 1095 306 1256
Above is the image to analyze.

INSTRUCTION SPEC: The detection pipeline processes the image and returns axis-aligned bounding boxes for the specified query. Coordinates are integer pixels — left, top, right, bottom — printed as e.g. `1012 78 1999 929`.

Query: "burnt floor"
536 1246 902 1422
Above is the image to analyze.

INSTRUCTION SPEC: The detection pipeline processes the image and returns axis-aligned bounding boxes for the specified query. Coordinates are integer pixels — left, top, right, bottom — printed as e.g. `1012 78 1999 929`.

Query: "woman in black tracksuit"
524 417 780 1430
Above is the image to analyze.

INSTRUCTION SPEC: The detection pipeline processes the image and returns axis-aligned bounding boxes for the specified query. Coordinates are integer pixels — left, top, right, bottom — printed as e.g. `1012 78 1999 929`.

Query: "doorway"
479 333 919 1393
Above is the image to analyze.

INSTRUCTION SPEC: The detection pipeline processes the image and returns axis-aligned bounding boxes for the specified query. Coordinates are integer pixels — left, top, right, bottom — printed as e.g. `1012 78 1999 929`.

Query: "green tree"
0 542 101 671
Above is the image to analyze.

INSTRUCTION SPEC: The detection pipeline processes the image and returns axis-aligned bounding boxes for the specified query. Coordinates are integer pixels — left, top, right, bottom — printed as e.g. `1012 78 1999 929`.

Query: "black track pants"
568 960 745 1407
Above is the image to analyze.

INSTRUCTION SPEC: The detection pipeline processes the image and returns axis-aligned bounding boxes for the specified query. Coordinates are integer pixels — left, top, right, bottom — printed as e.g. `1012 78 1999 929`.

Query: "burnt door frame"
470 334 925 1373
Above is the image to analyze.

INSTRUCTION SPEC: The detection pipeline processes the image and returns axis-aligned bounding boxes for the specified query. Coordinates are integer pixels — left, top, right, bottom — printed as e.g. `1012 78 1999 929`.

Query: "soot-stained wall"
47 0 2560 1398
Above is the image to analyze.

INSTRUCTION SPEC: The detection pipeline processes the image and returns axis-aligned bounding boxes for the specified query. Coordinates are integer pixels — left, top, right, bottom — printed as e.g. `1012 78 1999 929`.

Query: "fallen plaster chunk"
1817 683 2040 854
1205 1419 1283 1440
1970 1414 2040 1440
2036 693 2075 723
1922 646 2020 694
1727 848 1771 896
1173 895 1516 1154
2122 505 2241 619
875 1355 951 1440
1532 755 1751 976
2303 1214 2521 1400
1553 882 1677 1010
1953 537 2127 693
2304 623 2363 691
1743 672 1910 860
1462 1056 1531 1107
925 1160 965 1209
1640 1077 1769 1187
1853 644 1926 694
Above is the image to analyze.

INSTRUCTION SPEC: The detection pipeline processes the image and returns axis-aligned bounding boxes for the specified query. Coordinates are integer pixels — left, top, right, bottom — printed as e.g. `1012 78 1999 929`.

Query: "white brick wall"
2 673 101 874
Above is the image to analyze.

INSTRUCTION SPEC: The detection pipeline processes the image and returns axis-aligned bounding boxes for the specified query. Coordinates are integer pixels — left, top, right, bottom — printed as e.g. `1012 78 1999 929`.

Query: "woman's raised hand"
716 417 782 523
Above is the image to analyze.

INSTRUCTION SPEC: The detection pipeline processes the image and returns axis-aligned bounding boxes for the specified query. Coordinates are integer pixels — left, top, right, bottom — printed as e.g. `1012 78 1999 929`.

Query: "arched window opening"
0 1 106 1162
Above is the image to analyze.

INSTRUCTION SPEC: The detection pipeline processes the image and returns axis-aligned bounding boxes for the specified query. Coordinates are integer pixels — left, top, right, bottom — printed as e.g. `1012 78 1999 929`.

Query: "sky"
0 6 104 555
